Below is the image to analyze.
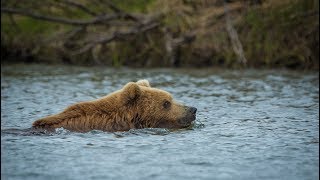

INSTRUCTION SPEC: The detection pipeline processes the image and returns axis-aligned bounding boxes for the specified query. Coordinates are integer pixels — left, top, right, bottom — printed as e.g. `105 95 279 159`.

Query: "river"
1 64 319 180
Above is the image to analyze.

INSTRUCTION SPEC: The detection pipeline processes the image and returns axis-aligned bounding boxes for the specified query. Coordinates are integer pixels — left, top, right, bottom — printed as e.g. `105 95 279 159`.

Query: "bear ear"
136 79 151 87
122 82 141 103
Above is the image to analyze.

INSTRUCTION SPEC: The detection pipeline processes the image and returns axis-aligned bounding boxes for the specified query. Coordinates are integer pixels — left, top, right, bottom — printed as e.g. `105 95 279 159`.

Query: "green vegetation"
239 0 319 69
1 0 319 69
111 0 155 12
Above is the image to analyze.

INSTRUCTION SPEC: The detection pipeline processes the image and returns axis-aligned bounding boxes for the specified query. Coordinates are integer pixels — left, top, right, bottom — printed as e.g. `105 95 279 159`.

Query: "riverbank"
1 0 319 69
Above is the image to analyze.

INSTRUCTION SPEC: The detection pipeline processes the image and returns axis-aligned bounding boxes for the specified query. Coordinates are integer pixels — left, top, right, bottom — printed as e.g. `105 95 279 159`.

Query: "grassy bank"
1 0 319 69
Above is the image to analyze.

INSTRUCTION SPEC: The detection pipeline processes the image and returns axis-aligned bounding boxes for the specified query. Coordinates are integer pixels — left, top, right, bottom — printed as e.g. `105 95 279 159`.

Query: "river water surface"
1 64 319 180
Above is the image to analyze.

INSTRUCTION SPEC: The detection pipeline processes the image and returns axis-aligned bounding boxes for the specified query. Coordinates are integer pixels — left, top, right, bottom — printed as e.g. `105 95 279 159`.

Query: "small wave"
192 121 206 129
112 123 205 138
113 128 171 138
1 128 54 136
54 127 71 135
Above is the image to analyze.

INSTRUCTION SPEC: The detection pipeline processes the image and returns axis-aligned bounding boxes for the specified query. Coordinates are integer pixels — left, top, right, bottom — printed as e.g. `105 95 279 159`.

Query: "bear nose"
189 107 197 114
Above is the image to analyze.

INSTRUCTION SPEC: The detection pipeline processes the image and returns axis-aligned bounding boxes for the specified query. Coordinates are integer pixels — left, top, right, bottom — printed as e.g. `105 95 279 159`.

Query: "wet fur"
33 80 195 132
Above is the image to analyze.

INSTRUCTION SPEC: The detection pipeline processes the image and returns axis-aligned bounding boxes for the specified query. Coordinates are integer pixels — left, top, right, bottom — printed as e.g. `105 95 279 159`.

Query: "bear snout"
177 106 197 127
188 107 197 115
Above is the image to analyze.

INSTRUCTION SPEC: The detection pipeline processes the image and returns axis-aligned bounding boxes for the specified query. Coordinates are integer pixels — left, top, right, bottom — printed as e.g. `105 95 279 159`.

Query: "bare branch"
98 0 141 22
64 27 86 40
1 1 164 62
55 0 98 16
1 7 121 26
72 22 159 55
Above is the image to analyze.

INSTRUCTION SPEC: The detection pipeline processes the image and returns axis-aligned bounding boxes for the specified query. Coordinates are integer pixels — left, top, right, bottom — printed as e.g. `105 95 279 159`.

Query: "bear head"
121 79 197 129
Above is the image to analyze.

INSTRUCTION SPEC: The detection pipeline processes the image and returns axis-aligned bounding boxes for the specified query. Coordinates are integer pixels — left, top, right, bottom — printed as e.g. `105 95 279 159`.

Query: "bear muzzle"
178 106 197 127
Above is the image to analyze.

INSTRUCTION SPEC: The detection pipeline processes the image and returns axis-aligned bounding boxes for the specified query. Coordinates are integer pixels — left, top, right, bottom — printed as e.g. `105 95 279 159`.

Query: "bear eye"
163 100 171 109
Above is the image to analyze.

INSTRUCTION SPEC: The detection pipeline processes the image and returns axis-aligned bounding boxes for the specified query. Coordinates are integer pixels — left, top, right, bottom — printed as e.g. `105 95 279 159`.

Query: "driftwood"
224 1 247 65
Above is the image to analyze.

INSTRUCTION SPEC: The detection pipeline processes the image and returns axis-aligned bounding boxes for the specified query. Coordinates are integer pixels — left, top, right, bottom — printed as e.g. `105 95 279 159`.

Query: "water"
1 64 319 180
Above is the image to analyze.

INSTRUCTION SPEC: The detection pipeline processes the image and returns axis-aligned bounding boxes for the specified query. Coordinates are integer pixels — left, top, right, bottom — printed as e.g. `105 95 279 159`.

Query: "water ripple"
1 65 319 180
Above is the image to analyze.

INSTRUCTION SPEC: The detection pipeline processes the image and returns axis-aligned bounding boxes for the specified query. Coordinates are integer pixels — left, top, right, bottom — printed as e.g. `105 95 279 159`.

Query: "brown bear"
32 79 197 132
